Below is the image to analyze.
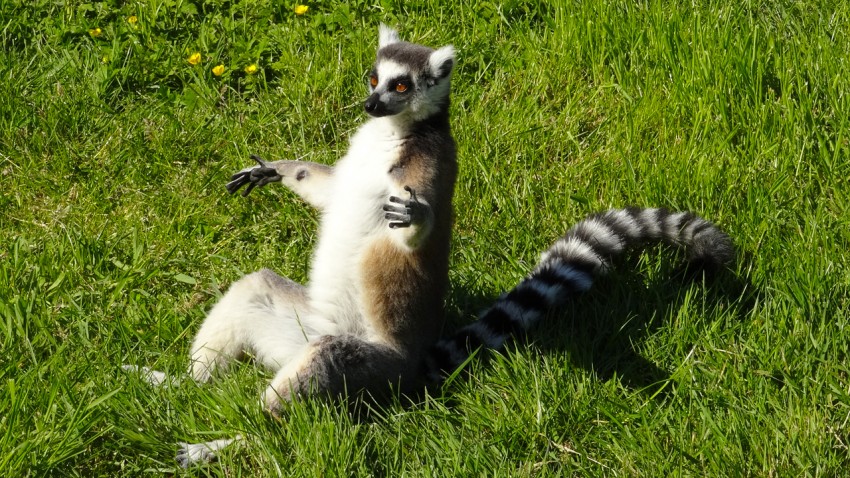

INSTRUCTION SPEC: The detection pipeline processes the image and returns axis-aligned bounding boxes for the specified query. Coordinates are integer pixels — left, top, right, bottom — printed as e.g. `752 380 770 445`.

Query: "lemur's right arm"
226 154 334 210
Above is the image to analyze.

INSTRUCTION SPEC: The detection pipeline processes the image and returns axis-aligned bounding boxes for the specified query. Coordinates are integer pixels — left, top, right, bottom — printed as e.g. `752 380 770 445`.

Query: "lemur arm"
382 185 435 251
226 154 334 210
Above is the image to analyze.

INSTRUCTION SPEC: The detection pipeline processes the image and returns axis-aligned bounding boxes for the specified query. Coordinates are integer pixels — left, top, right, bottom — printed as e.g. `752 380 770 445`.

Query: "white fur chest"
306 118 407 335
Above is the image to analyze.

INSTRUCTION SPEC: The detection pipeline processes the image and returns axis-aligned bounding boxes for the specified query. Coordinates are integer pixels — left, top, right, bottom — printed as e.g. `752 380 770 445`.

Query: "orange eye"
395 82 408 93
369 76 378 88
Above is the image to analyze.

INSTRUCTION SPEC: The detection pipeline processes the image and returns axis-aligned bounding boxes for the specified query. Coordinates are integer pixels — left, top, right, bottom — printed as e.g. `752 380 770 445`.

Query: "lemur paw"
176 436 243 468
176 442 217 468
383 186 425 229
225 154 282 196
120 365 180 388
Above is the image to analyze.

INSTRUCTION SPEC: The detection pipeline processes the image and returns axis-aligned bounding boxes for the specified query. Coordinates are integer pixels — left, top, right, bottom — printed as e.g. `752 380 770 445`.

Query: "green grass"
2 0 849 475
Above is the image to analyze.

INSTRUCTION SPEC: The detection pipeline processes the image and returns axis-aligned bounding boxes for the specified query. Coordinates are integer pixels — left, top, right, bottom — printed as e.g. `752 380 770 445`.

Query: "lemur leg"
227 156 335 210
177 336 404 467
188 269 336 382
178 269 338 468
263 334 407 413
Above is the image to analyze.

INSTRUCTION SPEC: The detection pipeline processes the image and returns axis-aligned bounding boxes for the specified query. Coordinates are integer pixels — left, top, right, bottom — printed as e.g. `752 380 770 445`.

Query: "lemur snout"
364 93 386 116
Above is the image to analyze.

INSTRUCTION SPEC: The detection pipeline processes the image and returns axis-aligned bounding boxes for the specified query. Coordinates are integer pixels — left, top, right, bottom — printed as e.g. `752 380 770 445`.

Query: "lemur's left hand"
226 154 282 196
383 186 426 229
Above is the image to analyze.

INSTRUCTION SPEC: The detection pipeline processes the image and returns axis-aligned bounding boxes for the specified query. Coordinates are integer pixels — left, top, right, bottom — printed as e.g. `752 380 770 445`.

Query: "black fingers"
225 170 263 196
225 172 251 194
249 167 281 186
250 154 269 167
225 154 282 196
385 211 411 228
382 203 407 214
404 185 417 201
383 186 422 229
384 188 412 228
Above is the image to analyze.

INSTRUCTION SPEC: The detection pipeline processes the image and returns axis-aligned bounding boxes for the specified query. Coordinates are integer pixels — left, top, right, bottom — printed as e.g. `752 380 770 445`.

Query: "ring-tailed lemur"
166 25 459 466
127 26 735 467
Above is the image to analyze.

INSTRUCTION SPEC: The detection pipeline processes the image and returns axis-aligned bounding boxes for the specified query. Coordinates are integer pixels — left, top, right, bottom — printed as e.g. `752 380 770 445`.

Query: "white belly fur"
307 118 406 337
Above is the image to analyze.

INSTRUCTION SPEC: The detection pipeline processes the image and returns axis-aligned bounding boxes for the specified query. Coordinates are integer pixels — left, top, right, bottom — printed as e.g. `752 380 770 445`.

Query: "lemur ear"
378 24 400 49
428 45 455 79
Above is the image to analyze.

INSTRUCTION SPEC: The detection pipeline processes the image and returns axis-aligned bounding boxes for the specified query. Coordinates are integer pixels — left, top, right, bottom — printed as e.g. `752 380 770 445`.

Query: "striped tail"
424 207 734 384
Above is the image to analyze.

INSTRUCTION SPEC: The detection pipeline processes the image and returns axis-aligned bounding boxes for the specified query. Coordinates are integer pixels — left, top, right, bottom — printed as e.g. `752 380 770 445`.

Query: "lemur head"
364 25 455 120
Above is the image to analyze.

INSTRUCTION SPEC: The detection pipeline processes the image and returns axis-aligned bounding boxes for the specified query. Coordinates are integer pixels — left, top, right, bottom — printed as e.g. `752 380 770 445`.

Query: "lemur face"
364 25 455 119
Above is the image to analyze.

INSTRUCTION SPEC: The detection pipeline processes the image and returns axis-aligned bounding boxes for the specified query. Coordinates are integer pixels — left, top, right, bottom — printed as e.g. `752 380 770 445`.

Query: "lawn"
1 0 849 476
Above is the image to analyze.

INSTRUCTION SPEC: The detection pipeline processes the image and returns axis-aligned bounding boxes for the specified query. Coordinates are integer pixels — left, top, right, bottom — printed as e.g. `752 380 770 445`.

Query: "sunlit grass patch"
1 0 849 476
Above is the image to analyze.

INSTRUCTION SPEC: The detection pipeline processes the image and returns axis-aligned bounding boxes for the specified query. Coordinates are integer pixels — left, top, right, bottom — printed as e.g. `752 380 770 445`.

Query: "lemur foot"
225 154 282 196
176 442 217 468
383 186 425 229
121 365 180 388
176 436 243 468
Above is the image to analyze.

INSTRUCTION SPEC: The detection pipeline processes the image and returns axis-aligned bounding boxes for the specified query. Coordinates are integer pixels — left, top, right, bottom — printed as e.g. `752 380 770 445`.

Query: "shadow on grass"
438 247 760 403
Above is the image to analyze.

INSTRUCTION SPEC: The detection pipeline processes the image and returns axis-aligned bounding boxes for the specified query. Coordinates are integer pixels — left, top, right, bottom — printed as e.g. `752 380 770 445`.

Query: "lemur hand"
225 154 282 196
383 186 426 229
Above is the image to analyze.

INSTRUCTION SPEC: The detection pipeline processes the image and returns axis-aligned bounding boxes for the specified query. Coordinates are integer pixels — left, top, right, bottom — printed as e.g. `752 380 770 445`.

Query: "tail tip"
685 229 735 277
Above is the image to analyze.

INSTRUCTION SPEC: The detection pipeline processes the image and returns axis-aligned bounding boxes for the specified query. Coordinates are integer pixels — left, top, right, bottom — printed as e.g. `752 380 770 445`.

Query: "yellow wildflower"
88 27 102 38
244 63 259 75
212 64 225 76
127 15 138 25
188 52 201 65
294 5 309 15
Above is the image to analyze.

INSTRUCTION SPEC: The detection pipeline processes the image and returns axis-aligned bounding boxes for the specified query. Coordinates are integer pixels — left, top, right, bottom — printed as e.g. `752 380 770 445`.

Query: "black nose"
364 93 380 113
